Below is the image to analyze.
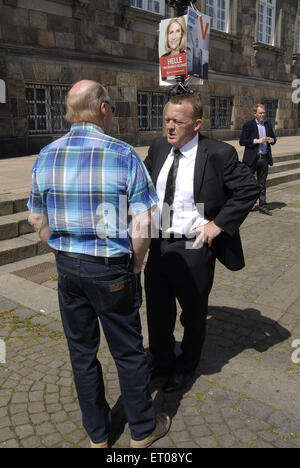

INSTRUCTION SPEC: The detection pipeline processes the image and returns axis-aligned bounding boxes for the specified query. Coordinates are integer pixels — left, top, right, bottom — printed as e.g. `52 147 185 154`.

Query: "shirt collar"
70 122 105 133
255 119 265 126
174 133 199 159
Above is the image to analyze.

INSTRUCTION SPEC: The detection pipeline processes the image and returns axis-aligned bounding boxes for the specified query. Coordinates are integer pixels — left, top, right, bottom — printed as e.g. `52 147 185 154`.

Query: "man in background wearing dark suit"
239 104 277 216
144 93 259 393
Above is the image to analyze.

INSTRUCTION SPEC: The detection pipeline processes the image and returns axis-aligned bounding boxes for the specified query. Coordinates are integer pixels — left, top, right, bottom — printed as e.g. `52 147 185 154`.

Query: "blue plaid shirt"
28 122 158 257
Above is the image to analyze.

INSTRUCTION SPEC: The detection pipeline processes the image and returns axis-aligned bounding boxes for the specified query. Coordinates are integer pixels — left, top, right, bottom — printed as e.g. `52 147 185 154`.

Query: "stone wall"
0 0 299 157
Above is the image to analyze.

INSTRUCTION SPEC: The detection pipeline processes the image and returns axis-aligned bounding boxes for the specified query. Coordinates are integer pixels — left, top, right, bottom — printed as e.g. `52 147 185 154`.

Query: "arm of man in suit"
266 124 276 145
192 145 259 247
239 122 267 147
143 142 154 175
239 122 256 148
192 221 222 248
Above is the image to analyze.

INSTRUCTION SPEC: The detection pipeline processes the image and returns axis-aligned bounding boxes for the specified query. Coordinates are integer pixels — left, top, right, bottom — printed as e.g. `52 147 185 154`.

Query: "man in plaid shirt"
28 80 170 448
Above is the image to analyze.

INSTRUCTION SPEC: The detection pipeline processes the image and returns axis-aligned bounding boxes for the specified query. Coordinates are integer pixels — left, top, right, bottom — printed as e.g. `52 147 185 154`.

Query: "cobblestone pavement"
1 181 300 449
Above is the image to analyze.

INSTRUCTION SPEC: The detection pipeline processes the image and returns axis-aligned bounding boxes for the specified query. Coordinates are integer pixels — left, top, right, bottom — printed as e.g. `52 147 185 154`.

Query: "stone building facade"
0 0 300 157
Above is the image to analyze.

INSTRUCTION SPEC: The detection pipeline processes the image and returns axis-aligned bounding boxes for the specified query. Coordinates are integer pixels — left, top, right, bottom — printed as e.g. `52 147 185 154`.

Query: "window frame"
257 0 276 46
262 99 278 128
210 96 233 130
297 7 300 53
138 91 168 132
130 0 165 16
205 0 230 33
26 83 70 135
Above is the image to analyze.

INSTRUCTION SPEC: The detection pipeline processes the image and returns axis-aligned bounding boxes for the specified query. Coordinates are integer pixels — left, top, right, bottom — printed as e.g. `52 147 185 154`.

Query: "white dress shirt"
155 134 209 235
253 119 268 154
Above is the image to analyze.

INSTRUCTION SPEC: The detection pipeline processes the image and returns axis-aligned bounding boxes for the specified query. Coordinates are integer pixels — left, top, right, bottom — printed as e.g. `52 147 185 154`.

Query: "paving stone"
15 424 35 439
194 435 220 448
0 181 300 448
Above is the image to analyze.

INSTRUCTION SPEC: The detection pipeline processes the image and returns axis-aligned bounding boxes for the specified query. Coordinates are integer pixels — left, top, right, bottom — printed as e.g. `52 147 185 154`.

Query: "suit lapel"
252 119 259 139
193 134 208 202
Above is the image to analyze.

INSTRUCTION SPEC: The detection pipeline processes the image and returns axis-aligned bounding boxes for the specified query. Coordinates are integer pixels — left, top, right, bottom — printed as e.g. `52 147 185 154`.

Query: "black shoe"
149 354 176 380
150 366 171 380
259 208 272 216
163 370 195 393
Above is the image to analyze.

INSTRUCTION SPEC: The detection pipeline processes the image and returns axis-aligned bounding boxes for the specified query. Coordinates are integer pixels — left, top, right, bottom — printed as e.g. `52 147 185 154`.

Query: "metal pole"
166 0 197 17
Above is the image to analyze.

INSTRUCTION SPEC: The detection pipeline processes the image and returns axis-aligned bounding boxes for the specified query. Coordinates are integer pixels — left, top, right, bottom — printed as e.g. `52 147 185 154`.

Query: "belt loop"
105 257 110 270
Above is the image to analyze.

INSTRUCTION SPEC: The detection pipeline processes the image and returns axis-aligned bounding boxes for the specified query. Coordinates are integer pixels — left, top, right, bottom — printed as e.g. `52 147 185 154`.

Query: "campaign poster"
158 8 210 86
186 8 210 80
159 15 188 82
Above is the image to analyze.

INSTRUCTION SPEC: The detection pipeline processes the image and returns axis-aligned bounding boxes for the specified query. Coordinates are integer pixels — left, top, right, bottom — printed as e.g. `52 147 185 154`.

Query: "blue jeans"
55 252 156 443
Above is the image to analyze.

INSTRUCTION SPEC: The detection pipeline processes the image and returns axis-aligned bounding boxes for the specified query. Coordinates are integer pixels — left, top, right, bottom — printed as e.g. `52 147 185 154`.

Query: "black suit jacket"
144 134 260 271
239 119 276 167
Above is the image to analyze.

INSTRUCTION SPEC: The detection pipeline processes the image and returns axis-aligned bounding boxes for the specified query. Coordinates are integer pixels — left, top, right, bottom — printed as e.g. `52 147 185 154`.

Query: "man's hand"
191 221 222 248
257 137 268 144
265 137 274 143
28 212 55 252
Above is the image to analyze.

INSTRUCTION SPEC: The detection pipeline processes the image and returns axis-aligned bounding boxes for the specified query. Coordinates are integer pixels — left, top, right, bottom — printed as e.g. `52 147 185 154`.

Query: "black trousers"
144 237 216 372
249 157 269 210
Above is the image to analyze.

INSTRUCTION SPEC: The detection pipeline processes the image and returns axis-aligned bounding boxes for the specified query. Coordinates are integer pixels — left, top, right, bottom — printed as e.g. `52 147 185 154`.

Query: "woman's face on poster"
168 21 183 53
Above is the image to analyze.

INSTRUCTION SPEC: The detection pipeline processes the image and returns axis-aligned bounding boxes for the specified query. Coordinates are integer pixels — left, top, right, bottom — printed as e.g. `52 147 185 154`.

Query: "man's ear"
99 101 106 116
194 118 202 132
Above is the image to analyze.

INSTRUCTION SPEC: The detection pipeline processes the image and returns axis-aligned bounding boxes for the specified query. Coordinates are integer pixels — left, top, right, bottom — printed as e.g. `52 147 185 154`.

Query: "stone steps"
267 168 300 187
267 153 300 187
269 159 300 175
0 233 51 266
0 195 51 266
0 193 29 216
0 211 34 241
0 150 300 266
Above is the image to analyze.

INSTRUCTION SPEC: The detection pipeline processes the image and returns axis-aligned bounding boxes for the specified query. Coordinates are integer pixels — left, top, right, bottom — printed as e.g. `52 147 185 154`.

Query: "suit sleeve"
239 122 256 148
143 142 154 176
269 124 276 145
214 147 260 236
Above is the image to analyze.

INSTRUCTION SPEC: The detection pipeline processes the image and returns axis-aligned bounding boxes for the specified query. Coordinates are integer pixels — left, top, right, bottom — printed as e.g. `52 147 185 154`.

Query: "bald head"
65 80 111 129
67 80 103 99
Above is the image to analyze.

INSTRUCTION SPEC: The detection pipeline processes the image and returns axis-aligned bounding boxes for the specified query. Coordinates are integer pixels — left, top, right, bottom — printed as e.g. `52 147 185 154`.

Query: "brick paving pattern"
1 181 300 448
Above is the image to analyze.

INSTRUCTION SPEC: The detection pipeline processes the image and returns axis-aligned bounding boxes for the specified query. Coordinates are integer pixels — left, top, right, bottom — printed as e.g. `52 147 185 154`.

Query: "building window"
297 8 300 53
262 99 278 127
138 92 168 131
26 84 70 135
210 96 233 129
130 0 165 15
205 0 229 33
258 0 276 45
0 79 6 104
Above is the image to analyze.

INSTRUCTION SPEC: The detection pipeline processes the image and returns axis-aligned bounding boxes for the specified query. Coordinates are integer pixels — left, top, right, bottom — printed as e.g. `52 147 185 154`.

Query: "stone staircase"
0 151 299 267
267 153 300 187
0 193 50 267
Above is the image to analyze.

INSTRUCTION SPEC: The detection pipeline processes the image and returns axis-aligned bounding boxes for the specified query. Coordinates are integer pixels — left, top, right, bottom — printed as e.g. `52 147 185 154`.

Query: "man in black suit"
144 93 259 392
239 104 277 216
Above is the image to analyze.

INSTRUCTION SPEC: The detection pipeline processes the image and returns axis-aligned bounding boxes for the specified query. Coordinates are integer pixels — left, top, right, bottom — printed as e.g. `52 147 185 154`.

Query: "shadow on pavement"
152 306 290 422
108 306 291 445
252 201 286 212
